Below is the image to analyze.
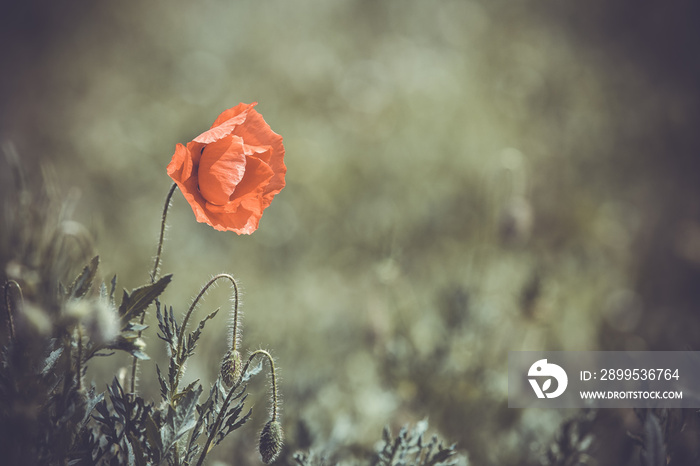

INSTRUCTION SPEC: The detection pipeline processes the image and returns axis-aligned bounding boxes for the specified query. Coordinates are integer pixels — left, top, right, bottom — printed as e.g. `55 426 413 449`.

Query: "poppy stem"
151 182 178 283
195 349 278 466
249 349 279 421
3 280 21 343
76 324 83 391
129 182 178 394
172 273 238 393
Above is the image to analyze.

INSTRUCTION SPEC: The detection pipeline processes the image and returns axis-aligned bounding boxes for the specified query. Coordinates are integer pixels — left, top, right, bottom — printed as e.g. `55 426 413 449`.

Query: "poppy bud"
259 420 283 464
220 349 242 388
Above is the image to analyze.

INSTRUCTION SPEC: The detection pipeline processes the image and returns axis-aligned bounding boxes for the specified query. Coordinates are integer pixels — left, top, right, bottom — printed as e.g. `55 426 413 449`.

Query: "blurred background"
2 0 700 464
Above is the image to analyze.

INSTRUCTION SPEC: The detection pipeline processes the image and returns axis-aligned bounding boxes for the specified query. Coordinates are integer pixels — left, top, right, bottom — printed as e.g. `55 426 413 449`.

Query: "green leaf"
196 309 219 334
190 384 217 448
168 358 180 390
109 275 117 305
216 407 252 445
184 309 219 358
145 414 164 462
123 322 149 333
128 431 149 466
156 365 169 400
118 275 172 326
41 347 64 375
107 335 150 360
68 256 100 299
156 303 179 356
173 385 201 441
162 385 202 457
173 379 200 405
80 385 105 428
216 394 251 444
130 349 150 360
243 360 263 382
226 408 252 434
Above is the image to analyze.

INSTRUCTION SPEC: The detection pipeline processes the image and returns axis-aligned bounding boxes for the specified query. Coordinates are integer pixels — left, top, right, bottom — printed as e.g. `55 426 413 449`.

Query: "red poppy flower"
167 103 286 234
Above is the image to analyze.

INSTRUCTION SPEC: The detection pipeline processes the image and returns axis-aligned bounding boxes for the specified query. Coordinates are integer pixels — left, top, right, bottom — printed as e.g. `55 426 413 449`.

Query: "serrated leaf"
174 385 202 436
416 419 429 435
160 422 174 458
128 431 148 466
145 415 163 462
189 309 219 348
216 405 252 445
161 385 202 457
126 435 136 466
109 275 117 305
41 347 64 375
227 407 252 432
131 349 150 360
191 385 217 446
243 360 263 382
156 303 179 354
69 256 100 299
156 365 169 400
81 386 105 426
156 303 169 340
108 378 127 418
425 449 456 466
107 335 149 360
173 379 200 403
118 275 172 326
185 442 201 465
382 425 391 444
124 322 149 333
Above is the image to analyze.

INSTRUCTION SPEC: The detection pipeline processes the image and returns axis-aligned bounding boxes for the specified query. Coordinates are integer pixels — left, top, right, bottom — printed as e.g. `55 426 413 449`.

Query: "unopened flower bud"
220 349 242 388
259 420 283 464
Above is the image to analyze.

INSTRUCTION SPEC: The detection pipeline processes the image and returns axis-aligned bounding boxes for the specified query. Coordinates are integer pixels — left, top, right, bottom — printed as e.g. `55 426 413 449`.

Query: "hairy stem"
251 350 279 421
77 324 83 391
172 274 238 392
195 350 277 466
151 182 178 283
2 280 21 342
130 182 177 393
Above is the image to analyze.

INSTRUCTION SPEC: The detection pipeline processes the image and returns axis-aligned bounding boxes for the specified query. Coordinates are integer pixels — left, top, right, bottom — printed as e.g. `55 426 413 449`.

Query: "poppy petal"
231 156 275 214
198 136 247 206
167 143 193 181
210 102 257 128
193 104 253 144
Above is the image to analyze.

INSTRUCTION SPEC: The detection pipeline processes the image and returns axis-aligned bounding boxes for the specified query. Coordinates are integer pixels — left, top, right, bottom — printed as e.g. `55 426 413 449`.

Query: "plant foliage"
1 253 275 465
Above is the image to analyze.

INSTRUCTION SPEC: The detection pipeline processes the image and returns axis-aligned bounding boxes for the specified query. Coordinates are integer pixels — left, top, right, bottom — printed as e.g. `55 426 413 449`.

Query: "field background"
2 1 700 464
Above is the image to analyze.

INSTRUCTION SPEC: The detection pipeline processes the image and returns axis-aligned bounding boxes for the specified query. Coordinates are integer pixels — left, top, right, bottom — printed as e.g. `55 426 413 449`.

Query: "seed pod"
259 420 283 464
220 349 242 388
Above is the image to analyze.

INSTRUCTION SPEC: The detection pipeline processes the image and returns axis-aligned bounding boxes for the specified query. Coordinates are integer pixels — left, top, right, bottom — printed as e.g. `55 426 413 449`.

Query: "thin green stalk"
130 182 177 393
172 273 238 392
251 350 279 421
77 324 83 391
195 350 278 466
151 182 178 284
2 280 21 342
